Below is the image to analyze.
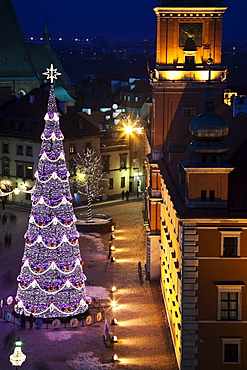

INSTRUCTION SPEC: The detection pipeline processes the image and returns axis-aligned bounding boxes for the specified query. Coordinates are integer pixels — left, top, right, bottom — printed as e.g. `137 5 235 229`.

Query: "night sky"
11 0 245 42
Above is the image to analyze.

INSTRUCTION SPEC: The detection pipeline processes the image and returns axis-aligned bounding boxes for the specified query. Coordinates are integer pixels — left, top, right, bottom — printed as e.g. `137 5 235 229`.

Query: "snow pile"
86 286 110 301
68 352 113 369
79 232 105 251
45 331 78 341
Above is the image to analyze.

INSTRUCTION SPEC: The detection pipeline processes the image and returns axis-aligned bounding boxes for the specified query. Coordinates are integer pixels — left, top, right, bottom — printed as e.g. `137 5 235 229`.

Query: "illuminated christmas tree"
14 67 88 319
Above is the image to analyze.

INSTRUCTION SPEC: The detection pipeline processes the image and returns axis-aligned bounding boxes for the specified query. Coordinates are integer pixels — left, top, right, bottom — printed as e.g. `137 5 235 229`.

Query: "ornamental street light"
9 338 26 369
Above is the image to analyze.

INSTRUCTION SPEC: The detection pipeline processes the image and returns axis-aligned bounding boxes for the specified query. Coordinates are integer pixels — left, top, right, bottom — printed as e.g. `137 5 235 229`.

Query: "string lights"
14 79 88 319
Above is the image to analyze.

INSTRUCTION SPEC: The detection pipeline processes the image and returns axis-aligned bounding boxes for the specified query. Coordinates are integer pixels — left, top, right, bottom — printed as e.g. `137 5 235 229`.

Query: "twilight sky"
11 0 244 42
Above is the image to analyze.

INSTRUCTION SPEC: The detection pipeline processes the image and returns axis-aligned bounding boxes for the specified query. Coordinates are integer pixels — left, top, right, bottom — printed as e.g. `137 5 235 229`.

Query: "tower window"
201 190 206 202
209 190 215 202
184 56 196 70
182 108 196 117
212 155 217 163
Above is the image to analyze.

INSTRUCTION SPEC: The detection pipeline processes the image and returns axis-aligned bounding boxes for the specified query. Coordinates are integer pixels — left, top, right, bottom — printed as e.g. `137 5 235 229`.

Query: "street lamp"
9 338 26 369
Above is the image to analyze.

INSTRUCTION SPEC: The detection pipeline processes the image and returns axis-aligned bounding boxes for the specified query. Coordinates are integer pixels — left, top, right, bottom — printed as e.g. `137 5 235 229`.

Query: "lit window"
69 144 76 154
120 154 127 169
133 158 139 169
222 338 241 364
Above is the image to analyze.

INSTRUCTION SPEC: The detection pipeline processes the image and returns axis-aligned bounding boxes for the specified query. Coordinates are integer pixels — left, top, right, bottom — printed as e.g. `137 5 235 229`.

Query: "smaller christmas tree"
14 66 88 319
70 149 106 222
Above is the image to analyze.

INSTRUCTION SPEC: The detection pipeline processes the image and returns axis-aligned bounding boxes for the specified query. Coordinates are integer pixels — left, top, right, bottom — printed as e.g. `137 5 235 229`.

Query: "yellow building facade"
146 1 247 369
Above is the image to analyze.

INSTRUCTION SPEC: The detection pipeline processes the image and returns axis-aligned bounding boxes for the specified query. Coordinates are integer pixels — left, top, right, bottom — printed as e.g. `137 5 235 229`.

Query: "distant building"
0 87 101 204
0 0 73 98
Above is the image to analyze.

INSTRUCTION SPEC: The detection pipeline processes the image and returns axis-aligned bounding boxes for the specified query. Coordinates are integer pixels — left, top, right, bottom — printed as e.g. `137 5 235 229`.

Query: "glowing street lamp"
9 338 26 369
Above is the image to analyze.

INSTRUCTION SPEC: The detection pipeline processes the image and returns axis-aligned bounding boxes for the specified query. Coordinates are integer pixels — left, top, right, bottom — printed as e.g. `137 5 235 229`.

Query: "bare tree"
70 148 106 222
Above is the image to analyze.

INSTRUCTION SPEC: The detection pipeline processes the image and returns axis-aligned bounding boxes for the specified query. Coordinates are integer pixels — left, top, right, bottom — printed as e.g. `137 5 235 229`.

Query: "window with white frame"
216 283 244 321
17 144 23 155
119 154 127 169
2 143 9 153
120 176 125 188
109 178 113 189
222 337 241 364
2 160 10 176
220 230 242 257
26 145 33 156
102 156 110 172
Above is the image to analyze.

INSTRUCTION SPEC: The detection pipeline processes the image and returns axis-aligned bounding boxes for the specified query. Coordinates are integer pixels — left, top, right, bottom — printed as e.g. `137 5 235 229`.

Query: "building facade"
146 1 247 369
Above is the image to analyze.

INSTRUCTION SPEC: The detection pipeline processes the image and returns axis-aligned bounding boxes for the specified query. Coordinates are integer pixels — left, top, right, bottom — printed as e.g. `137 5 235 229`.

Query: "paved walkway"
0 199 178 370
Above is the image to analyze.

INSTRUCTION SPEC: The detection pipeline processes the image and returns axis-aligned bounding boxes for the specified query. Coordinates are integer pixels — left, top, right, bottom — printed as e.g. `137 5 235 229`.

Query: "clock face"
179 23 202 47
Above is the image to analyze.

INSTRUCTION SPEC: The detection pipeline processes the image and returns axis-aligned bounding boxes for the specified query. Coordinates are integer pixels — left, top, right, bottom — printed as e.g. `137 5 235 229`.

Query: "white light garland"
41 131 64 141
28 214 76 227
16 297 87 317
40 152 65 162
34 171 70 183
18 278 85 294
24 234 79 249
0 187 34 197
21 257 81 276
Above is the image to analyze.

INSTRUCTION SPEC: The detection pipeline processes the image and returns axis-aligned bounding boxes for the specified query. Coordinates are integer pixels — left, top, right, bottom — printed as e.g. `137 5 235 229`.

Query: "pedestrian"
10 213 17 226
20 312 26 329
121 190 125 200
29 313 34 329
4 329 17 351
8 232 12 248
1 196 7 210
138 261 143 284
2 213 7 225
126 190 129 201
4 232 8 248
4 232 12 248
108 244 112 260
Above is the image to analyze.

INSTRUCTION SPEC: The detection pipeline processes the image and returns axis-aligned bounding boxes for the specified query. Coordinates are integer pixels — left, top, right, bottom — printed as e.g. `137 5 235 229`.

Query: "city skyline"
11 0 245 43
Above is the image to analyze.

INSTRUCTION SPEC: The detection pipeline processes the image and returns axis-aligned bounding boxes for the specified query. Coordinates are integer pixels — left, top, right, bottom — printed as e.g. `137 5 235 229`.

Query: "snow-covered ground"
68 352 113 370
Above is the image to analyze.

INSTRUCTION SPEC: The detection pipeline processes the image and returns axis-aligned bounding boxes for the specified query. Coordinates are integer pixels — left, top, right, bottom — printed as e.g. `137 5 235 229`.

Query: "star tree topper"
42 64 61 83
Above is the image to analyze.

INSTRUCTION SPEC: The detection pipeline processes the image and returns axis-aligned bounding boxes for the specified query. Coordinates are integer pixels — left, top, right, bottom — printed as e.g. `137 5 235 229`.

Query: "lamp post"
9 338 26 369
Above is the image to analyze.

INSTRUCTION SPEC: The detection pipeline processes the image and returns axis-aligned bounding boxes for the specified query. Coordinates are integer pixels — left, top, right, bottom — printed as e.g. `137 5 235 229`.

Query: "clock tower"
151 0 227 159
